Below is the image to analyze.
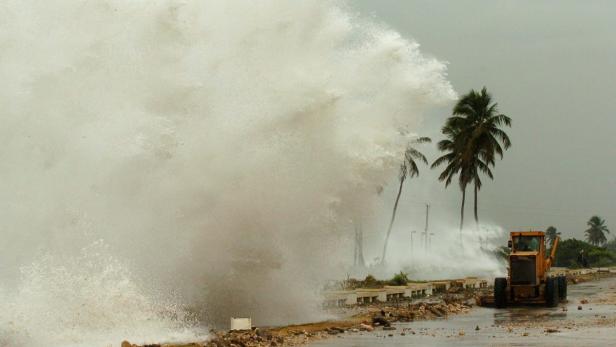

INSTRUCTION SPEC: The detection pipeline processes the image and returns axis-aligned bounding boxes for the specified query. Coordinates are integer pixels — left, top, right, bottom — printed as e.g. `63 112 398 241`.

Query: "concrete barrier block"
230 317 252 330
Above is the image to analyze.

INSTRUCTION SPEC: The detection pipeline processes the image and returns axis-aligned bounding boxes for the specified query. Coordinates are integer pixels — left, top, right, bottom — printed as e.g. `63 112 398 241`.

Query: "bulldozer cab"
508 231 548 285
512 235 542 252
493 230 565 308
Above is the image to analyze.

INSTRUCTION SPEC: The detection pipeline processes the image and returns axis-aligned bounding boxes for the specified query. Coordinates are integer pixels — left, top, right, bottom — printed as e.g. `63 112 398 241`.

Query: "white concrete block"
230 317 252 330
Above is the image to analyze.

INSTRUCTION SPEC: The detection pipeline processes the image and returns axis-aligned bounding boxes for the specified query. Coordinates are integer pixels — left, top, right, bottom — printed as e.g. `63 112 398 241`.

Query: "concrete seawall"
322 277 488 308
322 267 612 308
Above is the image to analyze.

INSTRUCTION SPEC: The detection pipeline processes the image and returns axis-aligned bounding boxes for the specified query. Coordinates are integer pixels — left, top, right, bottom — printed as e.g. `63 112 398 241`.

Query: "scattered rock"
360 323 374 332
372 316 391 327
428 306 446 317
256 329 273 340
230 339 246 347
580 299 589 304
458 330 465 336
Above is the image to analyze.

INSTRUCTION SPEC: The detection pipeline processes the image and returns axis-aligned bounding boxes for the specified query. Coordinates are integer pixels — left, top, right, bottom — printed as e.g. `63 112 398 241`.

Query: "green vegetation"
339 274 381 289
362 274 381 288
380 137 431 264
606 238 616 252
554 238 616 268
432 87 512 231
340 273 412 289
584 216 610 246
389 271 410 286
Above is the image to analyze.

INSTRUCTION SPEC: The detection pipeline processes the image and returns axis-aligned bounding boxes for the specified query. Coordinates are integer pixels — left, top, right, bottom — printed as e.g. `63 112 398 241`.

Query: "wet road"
310 276 616 346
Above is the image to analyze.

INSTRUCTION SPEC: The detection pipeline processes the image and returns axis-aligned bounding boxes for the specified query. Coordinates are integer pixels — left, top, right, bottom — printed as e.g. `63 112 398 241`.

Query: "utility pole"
353 225 358 266
358 224 365 267
354 223 365 267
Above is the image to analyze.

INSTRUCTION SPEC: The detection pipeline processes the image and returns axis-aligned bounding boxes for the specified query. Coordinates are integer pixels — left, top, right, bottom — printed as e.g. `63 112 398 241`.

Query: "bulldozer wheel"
494 277 507 308
558 276 567 301
545 277 559 307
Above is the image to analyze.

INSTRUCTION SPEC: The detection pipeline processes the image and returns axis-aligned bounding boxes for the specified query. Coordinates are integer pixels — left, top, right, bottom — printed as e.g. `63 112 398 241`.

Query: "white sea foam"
0 1 455 345
0 241 205 347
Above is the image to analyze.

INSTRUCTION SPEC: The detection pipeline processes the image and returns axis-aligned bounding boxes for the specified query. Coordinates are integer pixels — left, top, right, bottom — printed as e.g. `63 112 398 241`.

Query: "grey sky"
352 0 616 240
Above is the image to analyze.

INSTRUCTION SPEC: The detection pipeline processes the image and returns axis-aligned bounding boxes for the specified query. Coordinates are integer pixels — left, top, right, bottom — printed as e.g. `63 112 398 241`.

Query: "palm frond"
406 148 428 165
412 136 432 144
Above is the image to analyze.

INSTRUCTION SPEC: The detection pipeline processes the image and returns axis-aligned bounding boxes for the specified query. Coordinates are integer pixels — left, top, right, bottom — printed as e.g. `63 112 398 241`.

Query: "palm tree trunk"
381 177 405 264
474 182 479 229
459 187 466 235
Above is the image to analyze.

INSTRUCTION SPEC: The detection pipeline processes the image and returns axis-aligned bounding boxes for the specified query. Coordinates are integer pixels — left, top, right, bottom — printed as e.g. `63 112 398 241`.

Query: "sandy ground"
309 275 616 347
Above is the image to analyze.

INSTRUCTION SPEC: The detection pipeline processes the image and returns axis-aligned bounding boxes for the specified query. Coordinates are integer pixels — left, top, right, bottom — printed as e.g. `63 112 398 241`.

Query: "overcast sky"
352 0 616 241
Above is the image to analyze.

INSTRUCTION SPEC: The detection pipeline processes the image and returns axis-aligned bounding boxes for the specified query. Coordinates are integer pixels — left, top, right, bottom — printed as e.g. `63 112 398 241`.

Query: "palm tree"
435 87 511 228
584 216 610 246
545 226 560 247
465 147 493 228
432 124 470 233
380 137 431 264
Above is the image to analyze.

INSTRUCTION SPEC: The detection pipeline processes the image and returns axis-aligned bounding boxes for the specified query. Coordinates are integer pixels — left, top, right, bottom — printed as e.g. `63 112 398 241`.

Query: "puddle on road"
310 276 616 347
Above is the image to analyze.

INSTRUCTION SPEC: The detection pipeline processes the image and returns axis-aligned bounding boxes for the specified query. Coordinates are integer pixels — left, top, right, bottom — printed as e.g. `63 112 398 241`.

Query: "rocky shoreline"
122 289 477 347
121 271 612 347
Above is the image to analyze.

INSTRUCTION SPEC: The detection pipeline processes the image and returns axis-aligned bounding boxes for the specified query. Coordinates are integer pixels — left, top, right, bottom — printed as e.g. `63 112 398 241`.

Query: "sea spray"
0 241 205 347
0 0 455 345
379 224 508 280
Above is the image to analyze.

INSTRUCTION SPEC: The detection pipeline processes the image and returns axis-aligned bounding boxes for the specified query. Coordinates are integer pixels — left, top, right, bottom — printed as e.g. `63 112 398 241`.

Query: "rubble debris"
359 323 374 331
122 283 480 347
372 316 391 327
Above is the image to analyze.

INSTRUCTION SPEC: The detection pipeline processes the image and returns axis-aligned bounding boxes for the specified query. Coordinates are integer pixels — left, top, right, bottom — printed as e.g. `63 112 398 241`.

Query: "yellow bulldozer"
494 231 567 308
